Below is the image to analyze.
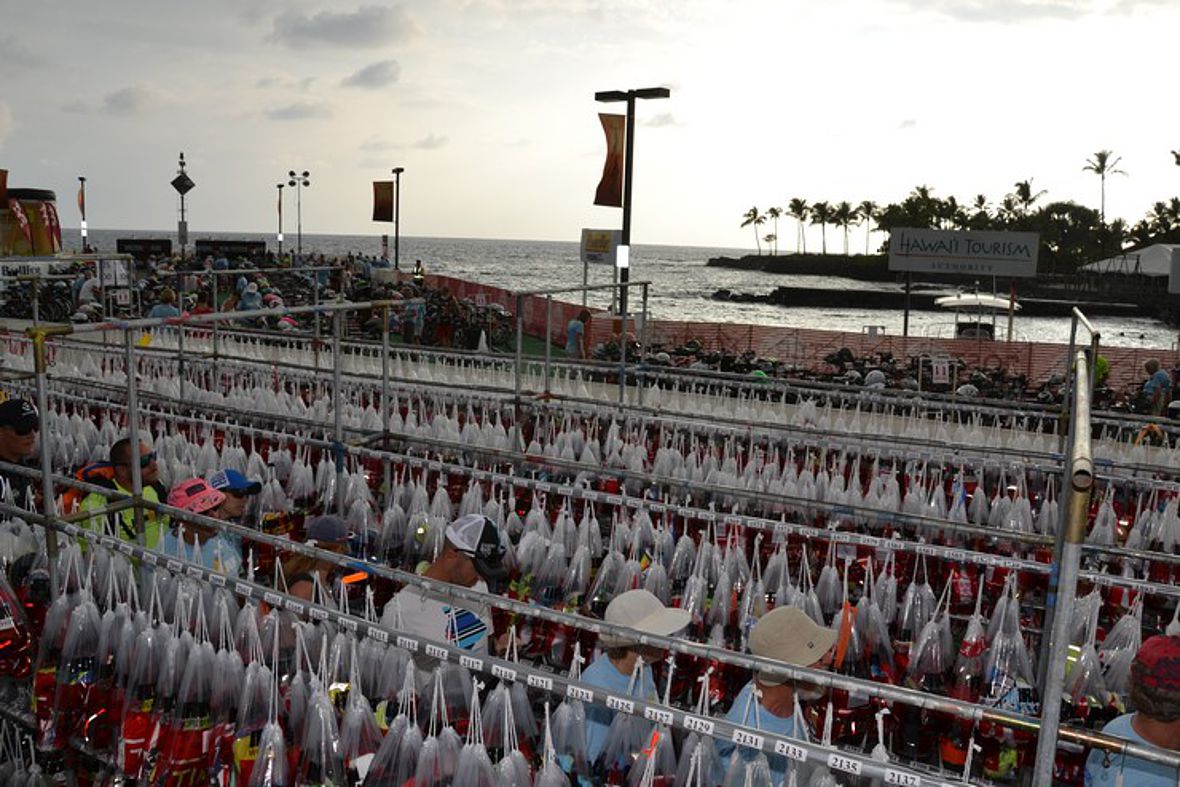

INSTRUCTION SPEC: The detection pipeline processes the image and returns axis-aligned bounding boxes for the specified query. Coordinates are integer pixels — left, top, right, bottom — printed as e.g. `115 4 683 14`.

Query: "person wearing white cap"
583 589 691 769
717 605 837 783
382 513 508 655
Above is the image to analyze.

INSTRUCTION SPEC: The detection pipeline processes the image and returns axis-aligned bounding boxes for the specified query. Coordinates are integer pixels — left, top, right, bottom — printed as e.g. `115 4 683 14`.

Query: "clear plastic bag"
247 721 288 787
298 687 345 786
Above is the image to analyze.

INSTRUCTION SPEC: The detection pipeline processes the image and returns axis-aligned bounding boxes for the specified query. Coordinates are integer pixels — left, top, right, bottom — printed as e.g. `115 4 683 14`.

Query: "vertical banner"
0 169 7 206
77 181 85 220
45 203 63 250
8 199 32 248
372 181 394 222
594 113 625 208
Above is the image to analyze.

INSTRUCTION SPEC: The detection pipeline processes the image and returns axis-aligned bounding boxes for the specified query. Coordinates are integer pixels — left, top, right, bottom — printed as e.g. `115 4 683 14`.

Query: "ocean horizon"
61 228 1176 350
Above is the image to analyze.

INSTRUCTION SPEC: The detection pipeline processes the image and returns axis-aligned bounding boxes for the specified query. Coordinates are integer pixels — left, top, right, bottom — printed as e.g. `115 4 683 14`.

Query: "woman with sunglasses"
76 438 169 549
162 477 242 578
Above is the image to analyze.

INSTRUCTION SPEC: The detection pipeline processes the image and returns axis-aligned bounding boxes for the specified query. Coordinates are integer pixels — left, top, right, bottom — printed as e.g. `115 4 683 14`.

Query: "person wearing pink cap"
1086 634 1180 785
161 477 242 578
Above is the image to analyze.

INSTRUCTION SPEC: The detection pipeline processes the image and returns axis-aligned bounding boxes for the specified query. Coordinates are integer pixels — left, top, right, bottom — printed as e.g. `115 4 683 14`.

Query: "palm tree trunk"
865 223 871 255
753 227 761 255
798 221 805 253
821 224 827 255
1100 174 1106 222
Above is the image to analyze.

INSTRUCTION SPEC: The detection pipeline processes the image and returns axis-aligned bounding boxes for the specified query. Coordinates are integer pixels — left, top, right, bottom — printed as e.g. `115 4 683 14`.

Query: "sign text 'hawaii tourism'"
888 228 1039 278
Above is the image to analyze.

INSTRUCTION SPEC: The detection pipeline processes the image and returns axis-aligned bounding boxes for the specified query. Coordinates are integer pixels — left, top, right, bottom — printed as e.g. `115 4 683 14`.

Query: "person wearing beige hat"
583 589 691 768
717 605 837 783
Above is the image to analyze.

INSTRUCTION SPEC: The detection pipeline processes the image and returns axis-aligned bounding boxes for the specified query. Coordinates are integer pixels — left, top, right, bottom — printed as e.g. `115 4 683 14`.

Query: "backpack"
60 463 117 515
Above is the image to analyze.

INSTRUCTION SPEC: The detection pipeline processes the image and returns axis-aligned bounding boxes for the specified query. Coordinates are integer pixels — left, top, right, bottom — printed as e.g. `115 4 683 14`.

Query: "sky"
2 0 1179 251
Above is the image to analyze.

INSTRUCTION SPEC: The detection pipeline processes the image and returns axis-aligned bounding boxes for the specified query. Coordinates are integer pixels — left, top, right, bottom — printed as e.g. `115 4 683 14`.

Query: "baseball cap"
1132 635 1180 694
306 514 351 546
749 606 837 685
208 468 262 495
0 399 39 433
600 589 691 649
445 513 508 580
168 477 226 515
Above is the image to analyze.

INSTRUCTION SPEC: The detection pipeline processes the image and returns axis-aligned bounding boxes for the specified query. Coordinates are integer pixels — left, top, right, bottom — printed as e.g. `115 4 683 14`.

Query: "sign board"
194 240 267 259
1169 248 1180 295
581 228 621 265
889 228 1039 278
99 259 130 287
117 238 172 260
0 258 73 292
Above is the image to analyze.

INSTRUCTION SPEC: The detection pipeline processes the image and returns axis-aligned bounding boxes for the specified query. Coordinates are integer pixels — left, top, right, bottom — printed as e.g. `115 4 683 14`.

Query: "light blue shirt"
566 318 585 356
147 303 181 319
582 654 657 767
717 681 806 785
1085 713 1179 787
161 529 243 578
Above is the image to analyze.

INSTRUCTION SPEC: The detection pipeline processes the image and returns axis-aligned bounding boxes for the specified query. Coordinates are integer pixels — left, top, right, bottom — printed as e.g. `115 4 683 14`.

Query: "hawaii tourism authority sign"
889 228 1039 278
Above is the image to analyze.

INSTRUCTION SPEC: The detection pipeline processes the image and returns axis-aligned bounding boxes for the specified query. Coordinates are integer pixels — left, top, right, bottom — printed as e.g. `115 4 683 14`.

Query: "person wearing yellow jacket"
75 438 168 548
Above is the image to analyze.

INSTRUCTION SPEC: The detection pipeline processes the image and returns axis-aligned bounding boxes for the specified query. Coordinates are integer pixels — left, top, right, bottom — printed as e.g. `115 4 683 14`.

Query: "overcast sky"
2 0 1178 250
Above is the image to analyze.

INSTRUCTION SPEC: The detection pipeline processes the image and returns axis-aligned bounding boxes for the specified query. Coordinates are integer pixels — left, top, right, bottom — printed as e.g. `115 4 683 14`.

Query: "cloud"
0 35 47 72
256 75 316 92
642 112 680 128
891 0 1088 22
266 101 332 120
359 136 394 152
102 86 168 115
899 118 917 129
411 133 448 150
270 5 415 48
0 103 12 147
342 60 401 88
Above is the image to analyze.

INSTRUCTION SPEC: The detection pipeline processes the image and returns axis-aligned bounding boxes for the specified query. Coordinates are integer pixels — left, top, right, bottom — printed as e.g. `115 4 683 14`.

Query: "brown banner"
372 180 394 222
0 169 7 206
594 113 625 207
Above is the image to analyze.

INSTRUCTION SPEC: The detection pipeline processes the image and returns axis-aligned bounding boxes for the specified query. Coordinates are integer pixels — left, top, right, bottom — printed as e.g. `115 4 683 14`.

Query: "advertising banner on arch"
889 228 1039 278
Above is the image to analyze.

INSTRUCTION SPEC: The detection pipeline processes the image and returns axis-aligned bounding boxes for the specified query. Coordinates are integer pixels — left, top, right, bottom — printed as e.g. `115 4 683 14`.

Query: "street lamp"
287 169 310 257
391 167 404 270
171 152 195 258
276 183 285 259
594 86 669 337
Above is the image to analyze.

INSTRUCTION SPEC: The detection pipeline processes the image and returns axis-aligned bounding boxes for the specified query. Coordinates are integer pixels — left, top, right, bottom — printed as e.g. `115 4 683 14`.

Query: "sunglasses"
119 452 156 468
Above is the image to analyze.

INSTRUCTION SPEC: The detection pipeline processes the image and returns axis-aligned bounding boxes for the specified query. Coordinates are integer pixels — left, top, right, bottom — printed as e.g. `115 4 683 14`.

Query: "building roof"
1080 244 1180 277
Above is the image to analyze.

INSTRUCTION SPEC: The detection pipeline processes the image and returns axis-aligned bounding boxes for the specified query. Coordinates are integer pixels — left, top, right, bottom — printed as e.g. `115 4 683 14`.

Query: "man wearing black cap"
0 398 40 510
382 512 507 655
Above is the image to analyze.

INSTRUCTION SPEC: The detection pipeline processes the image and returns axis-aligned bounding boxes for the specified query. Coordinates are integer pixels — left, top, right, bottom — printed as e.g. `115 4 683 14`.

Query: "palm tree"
763 233 777 254
1012 179 1047 215
832 201 855 255
857 200 877 254
1083 149 1126 222
1172 149 1180 167
741 207 766 254
787 198 809 253
810 201 833 254
765 207 783 254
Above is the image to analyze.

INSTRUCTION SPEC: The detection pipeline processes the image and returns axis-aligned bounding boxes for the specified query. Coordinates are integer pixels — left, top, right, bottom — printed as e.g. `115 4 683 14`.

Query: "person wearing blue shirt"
1086 634 1180 786
565 309 591 358
161 477 243 578
147 288 182 319
717 606 836 785
583 589 690 771
1142 359 1173 416
239 282 263 312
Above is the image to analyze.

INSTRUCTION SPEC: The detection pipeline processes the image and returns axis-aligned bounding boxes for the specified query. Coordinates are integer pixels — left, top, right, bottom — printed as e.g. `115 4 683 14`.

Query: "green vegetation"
742 148 1180 274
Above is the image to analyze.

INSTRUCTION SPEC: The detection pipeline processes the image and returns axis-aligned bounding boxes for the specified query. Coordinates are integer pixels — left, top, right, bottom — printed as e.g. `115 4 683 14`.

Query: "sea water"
73 229 1174 349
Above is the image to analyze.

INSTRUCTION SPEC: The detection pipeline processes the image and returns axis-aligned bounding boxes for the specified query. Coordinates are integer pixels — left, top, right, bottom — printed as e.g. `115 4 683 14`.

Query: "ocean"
73 228 1174 349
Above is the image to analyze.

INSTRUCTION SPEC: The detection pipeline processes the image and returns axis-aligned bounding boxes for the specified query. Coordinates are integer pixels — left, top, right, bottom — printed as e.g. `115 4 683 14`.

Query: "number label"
186 566 203 579
167 560 183 573
557 486 573 497
459 655 483 671
339 617 358 632
567 685 593 702
208 574 226 587
885 768 921 786
775 741 807 762
425 644 449 660
367 626 388 643
263 592 283 607
644 707 673 725
606 696 634 714
684 716 715 735
827 753 862 775
733 729 764 750
309 607 329 621
286 601 305 616
492 664 517 682
527 673 553 691
606 495 623 505
396 636 419 652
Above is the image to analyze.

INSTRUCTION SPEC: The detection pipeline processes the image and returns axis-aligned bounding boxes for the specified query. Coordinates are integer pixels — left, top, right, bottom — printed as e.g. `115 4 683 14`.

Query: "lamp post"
276 183 285 259
594 86 670 347
287 169 310 257
171 152 195 259
392 166 404 270
77 176 88 252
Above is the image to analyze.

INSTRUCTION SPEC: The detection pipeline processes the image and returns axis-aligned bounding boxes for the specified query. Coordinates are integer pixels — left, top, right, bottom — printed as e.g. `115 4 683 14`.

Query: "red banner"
372 181 394 222
0 169 7 207
8 199 32 248
45 202 63 251
594 113 625 208
77 183 85 221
